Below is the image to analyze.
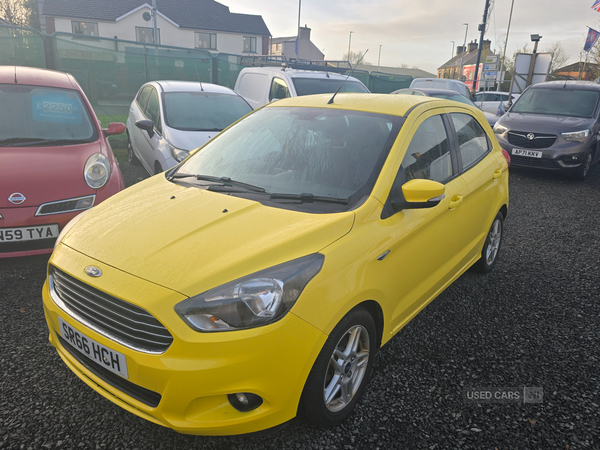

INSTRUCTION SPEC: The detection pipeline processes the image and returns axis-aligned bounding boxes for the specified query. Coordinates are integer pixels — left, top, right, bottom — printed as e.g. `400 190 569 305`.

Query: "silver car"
126 81 252 174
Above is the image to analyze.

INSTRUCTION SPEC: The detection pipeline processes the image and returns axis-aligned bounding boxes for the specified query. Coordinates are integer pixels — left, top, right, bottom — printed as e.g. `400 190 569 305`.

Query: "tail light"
502 149 511 167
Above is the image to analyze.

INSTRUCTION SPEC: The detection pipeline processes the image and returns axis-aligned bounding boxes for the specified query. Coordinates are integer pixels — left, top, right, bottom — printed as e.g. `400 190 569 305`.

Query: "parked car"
391 88 501 126
409 77 472 99
44 93 509 435
473 91 520 114
493 81 600 180
0 66 125 258
127 81 253 175
234 66 370 110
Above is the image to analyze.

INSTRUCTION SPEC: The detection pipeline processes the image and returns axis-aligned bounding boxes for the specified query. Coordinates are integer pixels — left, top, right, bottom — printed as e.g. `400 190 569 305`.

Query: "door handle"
448 195 463 209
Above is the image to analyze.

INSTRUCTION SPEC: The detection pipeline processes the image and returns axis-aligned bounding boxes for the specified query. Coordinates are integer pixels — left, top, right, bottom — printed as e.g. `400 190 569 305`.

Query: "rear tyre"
575 151 592 181
127 135 141 166
154 161 164 175
473 211 504 273
298 307 377 428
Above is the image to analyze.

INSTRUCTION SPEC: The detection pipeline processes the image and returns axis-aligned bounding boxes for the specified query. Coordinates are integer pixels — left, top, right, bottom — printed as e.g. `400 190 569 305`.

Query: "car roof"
240 66 356 81
151 80 237 94
0 66 77 89
529 80 600 91
266 93 453 117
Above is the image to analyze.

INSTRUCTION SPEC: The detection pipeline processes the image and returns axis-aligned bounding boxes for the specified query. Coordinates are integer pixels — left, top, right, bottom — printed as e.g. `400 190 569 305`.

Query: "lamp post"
451 40 455 59
498 0 515 91
459 23 468 81
347 31 353 63
378 44 382 70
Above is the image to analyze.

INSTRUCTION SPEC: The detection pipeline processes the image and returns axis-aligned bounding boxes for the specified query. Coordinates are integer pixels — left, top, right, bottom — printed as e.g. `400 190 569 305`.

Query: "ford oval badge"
8 193 26 205
85 266 103 277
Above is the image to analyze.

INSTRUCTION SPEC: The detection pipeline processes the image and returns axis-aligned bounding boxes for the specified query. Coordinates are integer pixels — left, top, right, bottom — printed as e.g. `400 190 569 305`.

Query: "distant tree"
0 0 39 28
342 50 371 66
545 42 569 78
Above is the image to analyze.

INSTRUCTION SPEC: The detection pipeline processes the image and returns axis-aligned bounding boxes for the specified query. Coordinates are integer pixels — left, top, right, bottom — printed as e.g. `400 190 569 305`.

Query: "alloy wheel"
485 218 502 265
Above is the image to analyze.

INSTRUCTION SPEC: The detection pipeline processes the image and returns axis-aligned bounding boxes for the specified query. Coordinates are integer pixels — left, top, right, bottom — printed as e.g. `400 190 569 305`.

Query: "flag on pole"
584 27 600 52
592 0 600 12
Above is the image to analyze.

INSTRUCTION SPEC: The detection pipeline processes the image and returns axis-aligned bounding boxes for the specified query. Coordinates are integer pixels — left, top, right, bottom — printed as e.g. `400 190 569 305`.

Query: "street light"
378 44 382 70
451 40 455 58
348 31 354 63
459 23 468 81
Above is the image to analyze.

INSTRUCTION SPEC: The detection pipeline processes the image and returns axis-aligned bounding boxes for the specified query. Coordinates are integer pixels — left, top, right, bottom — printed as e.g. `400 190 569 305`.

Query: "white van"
234 66 370 110
409 78 472 99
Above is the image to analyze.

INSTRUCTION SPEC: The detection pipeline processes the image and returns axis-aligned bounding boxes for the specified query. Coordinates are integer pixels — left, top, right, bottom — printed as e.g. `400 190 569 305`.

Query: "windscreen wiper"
1 138 91 147
0 137 46 146
168 172 265 192
270 192 348 205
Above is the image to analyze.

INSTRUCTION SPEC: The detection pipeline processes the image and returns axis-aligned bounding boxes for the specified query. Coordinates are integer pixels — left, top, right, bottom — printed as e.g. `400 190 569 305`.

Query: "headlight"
169 143 189 162
493 123 508 134
84 153 110 188
54 209 90 249
561 129 589 143
175 254 324 332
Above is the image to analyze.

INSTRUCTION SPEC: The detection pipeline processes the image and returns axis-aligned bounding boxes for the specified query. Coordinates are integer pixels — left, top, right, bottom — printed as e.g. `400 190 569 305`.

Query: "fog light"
571 155 579 160
228 393 263 412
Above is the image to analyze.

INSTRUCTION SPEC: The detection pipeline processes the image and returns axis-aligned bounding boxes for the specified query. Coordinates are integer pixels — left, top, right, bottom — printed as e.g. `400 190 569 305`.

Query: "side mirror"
391 179 445 211
135 119 155 138
102 122 126 136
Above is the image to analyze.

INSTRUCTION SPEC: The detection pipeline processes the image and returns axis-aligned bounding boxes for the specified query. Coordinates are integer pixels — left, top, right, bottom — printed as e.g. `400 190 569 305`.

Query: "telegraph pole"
472 0 491 95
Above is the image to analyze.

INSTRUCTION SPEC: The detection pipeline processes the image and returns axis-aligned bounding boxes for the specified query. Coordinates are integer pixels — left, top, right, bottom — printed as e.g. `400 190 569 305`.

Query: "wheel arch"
499 204 508 221
347 300 384 350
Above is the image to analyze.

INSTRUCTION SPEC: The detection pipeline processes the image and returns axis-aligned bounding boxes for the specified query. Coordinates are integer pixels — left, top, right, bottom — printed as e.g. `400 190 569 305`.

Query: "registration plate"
512 148 542 158
0 224 59 242
58 316 128 379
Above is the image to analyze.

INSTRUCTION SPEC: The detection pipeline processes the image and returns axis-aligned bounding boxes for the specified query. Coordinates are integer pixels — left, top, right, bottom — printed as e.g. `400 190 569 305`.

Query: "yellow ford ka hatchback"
43 93 509 435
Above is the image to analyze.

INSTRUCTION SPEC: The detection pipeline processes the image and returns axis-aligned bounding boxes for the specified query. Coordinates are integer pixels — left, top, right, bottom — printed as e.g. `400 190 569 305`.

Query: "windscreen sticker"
31 94 83 124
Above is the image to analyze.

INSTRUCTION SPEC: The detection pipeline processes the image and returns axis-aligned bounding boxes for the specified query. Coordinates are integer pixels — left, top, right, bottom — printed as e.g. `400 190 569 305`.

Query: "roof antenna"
193 62 204 91
327 49 368 105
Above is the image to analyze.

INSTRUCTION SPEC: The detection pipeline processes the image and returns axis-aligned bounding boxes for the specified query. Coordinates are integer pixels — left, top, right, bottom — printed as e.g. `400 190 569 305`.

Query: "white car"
126 81 252 174
473 91 520 114
409 78 472 99
234 66 370 110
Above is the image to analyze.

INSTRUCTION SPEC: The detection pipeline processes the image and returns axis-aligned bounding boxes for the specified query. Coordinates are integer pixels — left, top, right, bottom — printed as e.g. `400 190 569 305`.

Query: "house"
437 39 496 90
271 25 323 61
554 61 599 81
39 0 271 56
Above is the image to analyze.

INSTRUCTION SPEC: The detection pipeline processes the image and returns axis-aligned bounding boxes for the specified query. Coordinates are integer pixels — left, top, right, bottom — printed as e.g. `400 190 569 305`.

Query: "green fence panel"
215 53 243 89
0 25 46 68
349 69 370 87
368 72 413 94
51 33 213 131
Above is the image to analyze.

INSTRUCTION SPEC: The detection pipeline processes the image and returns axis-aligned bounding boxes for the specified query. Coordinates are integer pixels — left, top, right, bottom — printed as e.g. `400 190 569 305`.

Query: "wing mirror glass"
392 179 445 211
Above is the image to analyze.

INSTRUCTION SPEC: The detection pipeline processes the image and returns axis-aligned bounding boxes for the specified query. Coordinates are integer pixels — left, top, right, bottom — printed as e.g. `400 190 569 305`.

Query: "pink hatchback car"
0 66 126 258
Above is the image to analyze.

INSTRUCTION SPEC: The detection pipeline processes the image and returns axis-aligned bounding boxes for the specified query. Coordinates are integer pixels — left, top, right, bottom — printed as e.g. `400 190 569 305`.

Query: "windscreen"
163 92 252 131
292 78 369 96
179 107 401 201
0 84 97 145
512 88 600 118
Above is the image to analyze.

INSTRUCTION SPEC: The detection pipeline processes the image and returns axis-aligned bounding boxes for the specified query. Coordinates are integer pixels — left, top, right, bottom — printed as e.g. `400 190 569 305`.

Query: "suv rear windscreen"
0 84 97 146
512 88 600 118
292 78 369 96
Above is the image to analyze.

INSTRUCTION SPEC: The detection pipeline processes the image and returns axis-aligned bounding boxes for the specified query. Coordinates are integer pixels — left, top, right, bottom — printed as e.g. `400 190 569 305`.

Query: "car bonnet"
60 175 355 297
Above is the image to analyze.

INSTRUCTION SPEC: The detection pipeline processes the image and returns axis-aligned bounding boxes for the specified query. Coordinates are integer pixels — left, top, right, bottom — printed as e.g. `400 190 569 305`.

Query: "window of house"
136 27 160 44
71 21 99 36
244 36 257 53
195 32 217 50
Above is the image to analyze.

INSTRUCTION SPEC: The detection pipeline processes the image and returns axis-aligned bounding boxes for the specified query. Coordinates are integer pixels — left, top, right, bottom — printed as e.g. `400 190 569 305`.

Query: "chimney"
468 40 478 53
299 25 311 41
456 45 465 56
483 39 491 50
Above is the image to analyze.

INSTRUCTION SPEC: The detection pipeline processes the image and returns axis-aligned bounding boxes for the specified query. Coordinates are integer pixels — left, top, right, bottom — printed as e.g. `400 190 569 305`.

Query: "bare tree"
342 50 371 66
544 41 569 76
0 0 38 28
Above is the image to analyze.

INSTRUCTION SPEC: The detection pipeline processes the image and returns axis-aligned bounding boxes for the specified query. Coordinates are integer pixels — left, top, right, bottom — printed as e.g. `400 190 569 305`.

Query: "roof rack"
239 56 352 74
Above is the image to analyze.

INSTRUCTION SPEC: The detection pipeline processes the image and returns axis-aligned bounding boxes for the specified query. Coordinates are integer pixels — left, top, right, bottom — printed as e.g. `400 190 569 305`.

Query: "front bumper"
495 133 590 173
42 245 326 435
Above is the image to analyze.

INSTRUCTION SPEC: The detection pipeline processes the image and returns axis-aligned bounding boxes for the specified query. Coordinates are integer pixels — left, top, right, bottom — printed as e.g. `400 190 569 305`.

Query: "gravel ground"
1 161 599 450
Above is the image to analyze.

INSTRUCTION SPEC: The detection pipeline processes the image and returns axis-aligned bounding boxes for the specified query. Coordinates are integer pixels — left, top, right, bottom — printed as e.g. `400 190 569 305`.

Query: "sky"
224 0 600 74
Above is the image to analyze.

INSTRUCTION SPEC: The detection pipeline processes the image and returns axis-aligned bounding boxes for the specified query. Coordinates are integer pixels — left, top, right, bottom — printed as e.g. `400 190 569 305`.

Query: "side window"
401 115 453 183
474 93 484 102
136 86 151 112
269 78 290 101
145 89 162 135
449 113 491 170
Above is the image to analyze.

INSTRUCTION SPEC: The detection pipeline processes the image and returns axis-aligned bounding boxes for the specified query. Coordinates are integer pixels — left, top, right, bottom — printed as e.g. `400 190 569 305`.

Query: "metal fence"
0 25 414 137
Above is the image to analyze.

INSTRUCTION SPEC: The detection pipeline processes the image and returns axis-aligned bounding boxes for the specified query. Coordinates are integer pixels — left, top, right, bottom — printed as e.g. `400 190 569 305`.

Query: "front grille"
57 334 162 407
508 131 556 149
510 155 559 169
0 238 55 253
50 266 173 353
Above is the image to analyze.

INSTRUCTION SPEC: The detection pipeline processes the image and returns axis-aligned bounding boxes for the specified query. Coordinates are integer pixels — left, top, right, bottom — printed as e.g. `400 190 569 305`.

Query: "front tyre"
575 151 592 181
473 211 504 273
298 307 377 428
